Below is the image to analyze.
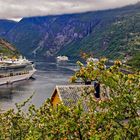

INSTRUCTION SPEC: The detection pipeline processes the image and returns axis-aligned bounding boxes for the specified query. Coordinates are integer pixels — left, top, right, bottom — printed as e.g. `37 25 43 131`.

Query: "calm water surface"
0 61 76 111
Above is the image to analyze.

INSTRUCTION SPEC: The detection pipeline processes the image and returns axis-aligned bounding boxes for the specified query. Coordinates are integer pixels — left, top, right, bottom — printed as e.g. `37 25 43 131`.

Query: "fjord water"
0 61 75 111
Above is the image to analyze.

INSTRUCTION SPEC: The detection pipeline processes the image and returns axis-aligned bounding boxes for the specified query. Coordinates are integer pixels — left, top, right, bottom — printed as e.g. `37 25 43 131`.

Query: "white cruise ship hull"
0 70 36 86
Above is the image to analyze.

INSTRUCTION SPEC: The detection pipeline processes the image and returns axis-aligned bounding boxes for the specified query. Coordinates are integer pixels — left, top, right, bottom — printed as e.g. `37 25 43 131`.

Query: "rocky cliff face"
2 14 97 58
0 3 140 62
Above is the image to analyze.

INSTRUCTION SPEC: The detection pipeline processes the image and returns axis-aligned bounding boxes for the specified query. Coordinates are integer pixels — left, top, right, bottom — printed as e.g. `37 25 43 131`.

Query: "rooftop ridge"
56 85 94 88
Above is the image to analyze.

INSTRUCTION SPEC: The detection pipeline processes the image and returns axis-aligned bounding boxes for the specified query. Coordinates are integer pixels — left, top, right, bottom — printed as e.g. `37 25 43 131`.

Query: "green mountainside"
0 3 140 68
61 11 140 58
0 38 19 57
59 6 140 68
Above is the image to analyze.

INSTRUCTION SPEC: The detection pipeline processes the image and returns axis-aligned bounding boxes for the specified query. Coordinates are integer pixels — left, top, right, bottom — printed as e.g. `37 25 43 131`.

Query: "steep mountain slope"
0 38 19 57
0 20 17 36
60 7 140 59
0 3 140 67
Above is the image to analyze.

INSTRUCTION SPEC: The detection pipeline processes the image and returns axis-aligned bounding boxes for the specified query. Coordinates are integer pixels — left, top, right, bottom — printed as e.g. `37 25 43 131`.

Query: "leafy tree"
0 59 140 139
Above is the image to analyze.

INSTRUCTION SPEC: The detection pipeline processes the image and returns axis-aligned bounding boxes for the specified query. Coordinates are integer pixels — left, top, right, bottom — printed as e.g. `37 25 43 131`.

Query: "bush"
0 59 140 139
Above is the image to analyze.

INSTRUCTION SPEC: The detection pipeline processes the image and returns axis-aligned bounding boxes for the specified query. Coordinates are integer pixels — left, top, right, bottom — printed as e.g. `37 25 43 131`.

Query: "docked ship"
0 57 36 85
56 56 69 62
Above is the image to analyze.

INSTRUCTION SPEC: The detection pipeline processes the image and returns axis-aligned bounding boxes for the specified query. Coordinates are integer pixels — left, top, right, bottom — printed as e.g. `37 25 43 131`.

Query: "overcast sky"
0 0 139 21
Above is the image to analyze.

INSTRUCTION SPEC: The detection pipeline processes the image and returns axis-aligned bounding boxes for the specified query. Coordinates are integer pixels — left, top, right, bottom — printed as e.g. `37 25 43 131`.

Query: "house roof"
51 85 95 109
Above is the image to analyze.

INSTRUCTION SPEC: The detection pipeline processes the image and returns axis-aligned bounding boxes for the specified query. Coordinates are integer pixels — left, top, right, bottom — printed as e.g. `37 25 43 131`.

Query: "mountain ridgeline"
0 3 140 67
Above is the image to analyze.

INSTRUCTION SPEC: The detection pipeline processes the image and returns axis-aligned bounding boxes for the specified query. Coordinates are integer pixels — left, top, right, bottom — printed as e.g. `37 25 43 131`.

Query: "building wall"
51 91 61 107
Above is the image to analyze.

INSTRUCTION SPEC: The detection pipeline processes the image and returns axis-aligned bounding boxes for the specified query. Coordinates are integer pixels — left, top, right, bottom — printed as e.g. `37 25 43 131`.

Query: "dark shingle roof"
51 85 95 109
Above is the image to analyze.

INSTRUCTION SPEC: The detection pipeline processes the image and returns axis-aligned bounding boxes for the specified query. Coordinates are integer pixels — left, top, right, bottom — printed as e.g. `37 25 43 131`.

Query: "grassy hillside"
0 38 20 57
59 4 140 68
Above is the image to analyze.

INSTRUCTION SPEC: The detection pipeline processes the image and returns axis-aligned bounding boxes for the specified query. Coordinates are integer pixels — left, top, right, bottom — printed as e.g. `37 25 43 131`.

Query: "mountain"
0 3 140 67
0 20 17 36
0 38 19 57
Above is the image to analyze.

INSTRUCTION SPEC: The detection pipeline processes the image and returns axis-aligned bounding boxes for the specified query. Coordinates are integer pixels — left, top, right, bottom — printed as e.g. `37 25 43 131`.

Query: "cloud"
0 0 139 20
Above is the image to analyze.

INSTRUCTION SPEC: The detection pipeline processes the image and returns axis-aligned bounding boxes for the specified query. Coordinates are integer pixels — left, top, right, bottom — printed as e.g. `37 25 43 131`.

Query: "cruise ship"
0 57 36 85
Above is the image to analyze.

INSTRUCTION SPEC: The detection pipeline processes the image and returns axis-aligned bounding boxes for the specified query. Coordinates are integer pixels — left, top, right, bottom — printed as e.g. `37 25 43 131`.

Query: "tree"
0 59 140 139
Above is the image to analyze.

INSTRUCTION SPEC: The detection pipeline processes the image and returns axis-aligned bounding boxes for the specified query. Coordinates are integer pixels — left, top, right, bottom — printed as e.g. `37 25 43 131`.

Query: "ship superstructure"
0 57 36 85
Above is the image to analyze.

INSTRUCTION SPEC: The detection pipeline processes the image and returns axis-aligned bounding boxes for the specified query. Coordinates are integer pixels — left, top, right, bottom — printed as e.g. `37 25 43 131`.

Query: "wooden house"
51 85 95 107
51 84 110 108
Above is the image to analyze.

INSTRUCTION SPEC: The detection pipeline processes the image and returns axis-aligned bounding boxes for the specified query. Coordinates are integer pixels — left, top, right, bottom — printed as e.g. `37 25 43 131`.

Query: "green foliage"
127 52 140 69
70 58 107 84
0 4 139 138
0 59 140 139
0 39 20 57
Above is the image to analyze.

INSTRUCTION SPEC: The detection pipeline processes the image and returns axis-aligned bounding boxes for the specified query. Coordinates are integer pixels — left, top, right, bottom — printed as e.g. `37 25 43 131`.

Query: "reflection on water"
0 61 76 111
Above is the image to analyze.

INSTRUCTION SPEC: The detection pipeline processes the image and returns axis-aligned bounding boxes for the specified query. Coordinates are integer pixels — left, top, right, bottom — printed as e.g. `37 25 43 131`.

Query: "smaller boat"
86 57 99 64
56 56 69 62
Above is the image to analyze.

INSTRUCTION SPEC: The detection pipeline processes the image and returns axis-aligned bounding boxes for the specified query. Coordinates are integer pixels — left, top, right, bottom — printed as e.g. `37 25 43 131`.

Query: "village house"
50 85 95 107
50 84 109 108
